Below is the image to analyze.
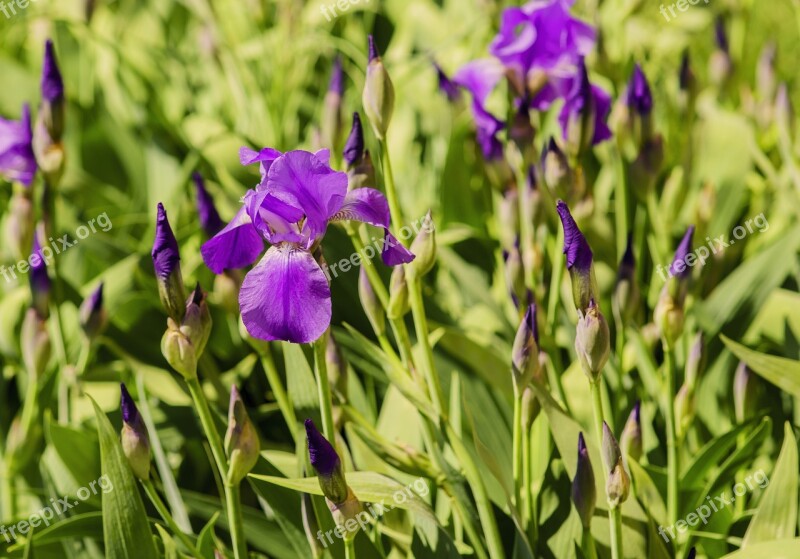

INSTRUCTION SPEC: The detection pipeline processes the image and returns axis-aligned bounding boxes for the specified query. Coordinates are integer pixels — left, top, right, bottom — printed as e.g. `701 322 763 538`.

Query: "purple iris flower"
433 62 461 102
453 59 506 160
193 172 224 236
201 147 414 343
0 104 37 186
556 200 593 273
489 0 595 107
625 64 653 116
558 59 612 147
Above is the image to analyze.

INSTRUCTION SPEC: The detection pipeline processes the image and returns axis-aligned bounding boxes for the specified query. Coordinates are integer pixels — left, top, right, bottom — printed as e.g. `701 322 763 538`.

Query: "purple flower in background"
625 64 653 116
433 61 460 102
668 226 695 279
41 40 64 104
558 59 612 150
328 55 344 97
30 231 51 317
152 203 181 280
556 200 593 273
489 0 595 106
202 147 414 343
0 104 37 186
193 172 224 236
714 17 728 53
453 59 506 160
343 112 364 168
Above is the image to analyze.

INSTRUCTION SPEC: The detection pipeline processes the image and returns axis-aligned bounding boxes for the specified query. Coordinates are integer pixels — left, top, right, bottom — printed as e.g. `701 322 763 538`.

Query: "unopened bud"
572 433 596 529
512 304 539 392
541 137 571 196
358 266 385 336
601 421 622 472
305 419 348 504
387 265 410 318
575 300 610 382
734 362 759 423
322 56 345 151
6 191 35 262
213 270 242 314
181 283 212 357
152 203 186 322
80 282 107 338
120 383 151 480
362 36 394 140
161 318 197 379
21 307 51 378
407 211 436 279
674 382 695 440
225 385 261 484
619 401 643 464
606 456 631 508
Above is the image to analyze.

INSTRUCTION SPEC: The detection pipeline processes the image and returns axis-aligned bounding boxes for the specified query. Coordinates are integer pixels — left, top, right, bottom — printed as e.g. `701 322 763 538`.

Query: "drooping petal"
329 188 415 265
240 146 282 183
453 58 505 106
239 244 331 343
201 206 265 274
266 150 348 242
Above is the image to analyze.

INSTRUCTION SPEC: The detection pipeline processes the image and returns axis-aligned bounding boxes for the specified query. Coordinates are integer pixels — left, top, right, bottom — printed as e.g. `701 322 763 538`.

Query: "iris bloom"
0 104 37 186
202 147 414 344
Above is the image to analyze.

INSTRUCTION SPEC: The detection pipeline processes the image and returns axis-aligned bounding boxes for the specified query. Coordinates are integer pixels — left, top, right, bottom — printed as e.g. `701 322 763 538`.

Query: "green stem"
225 482 248 559
185 376 227 477
664 346 679 526
260 346 297 441
142 479 203 558
313 337 336 443
610 506 623 559
614 145 629 259
590 380 605 452
379 140 404 238
3 464 14 519
407 275 446 418
512 391 524 519
344 536 356 559
581 527 598 559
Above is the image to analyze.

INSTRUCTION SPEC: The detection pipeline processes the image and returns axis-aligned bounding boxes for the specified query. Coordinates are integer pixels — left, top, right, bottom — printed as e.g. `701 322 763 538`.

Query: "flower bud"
407 211 436 279
498 188 519 252
387 265 410 318
654 293 685 349
685 333 703 388
194 172 224 237
39 40 65 142
21 307 51 378
327 487 364 541
619 401 643 464
80 282 107 338
556 201 597 314
624 64 653 147
503 243 525 309
674 382 695 440
512 304 539 393
181 283 212 358
541 137 571 196
29 231 51 318
152 203 186 322
575 300 610 383
520 384 540 430
213 270 242 314
348 148 377 190
709 18 733 87
343 112 365 170
322 56 345 152
358 266 385 336
225 386 261 484
756 42 777 103
120 383 151 480
734 362 759 423
571 433 596 529
6 190 35 262
606 456 631 508
161 318 197 379
362 36 395 140
613 233 639 325
601 421 622 472
305 419 349 504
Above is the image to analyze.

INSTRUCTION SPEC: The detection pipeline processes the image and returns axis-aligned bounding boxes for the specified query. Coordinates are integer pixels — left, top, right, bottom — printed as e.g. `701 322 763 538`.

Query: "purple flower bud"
734 362 758 423
557 200 597 312
225 385 261 484
80 282 107 338
668 225 695 280
625 64 653 116
679 50 695 92
559 58 612 156
715 17 729 53
601 420 621 471
575 299 610 381
328 55 344 97
152 203 181 280
30 231 51 317
120 383 151 480
433 62 460 102
620 401 643 463
363 36 394 140
41 40 64 104
194 172 224 237
343 112 364 168
571 433 596 529
512 304 540 391
305 419 349 504
367 35 379 63
541 137 571 192
0 104 37 187
618 233 635 281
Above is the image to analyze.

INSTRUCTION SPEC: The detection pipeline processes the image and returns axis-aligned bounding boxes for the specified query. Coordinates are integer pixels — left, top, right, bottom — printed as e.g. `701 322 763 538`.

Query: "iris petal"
201 206 265 274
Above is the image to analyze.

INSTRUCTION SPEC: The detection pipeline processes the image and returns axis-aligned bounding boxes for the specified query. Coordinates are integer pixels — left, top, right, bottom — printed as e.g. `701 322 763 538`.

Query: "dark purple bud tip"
578 432 588 456
433 61 460 102
556 200 593 272
188 281 205 307
30 232 51 293
668 225 695 279
679 51 693 91
152 203 181 279
120 383 140 425
42 40 64 103
526 165 537 191
194 172 224 236
305 419 340 477
329 55 344 96
367 35 379 63
343 112 364 167
626 64 653 115
715 17 728 53
687 547 696 559
87 282 104 314
632 400 641 424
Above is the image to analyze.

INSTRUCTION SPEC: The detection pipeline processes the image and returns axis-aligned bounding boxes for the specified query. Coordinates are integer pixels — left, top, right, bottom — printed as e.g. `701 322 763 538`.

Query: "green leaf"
742 422 798 546
196 513 219 559
721 335 800 397
90 398 159 559
721 539 800 558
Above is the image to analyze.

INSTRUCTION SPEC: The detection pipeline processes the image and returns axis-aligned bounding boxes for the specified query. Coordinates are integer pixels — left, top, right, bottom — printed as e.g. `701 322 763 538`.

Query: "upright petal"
201 206 265 274
556 200 593 272
240 146 282 183
453 59 505 106
266 150 348 241
0 104 36 186
239 244 331 343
